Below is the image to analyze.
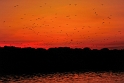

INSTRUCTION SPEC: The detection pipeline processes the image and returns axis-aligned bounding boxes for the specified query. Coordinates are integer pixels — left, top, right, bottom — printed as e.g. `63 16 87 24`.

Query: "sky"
0 0 124 49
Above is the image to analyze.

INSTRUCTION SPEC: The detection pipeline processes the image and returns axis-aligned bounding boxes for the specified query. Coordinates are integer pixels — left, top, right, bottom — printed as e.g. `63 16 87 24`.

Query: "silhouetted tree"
83 47 91 51
100 48 109 51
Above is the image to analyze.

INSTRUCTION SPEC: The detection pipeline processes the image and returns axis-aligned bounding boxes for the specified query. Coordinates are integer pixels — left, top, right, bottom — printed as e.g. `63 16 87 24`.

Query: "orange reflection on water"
0 72 124 83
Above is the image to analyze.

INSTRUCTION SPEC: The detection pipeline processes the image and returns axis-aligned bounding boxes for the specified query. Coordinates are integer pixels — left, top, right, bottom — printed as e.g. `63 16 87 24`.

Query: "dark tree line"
0 46 124 75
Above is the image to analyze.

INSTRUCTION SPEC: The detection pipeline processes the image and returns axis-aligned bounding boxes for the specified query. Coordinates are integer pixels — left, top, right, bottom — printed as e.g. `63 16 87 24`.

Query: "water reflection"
0 72 124 83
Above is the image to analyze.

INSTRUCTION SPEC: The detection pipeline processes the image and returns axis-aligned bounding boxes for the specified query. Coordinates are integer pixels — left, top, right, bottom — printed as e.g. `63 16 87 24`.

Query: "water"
0 72 124 83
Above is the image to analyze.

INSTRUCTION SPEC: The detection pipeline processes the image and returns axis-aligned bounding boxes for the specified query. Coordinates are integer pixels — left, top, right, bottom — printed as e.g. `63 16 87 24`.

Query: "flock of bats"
1 2 122 48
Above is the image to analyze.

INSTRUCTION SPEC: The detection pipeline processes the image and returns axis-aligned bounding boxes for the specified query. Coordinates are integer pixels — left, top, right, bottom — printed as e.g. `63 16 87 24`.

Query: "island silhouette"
0 46 124 75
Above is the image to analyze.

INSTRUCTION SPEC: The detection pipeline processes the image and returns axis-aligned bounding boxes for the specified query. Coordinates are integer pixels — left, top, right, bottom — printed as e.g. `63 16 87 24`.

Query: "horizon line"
1 45 124 50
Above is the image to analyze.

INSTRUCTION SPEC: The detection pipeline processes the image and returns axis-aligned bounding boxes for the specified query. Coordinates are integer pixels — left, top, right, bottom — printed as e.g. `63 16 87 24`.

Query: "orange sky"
0 0 124 49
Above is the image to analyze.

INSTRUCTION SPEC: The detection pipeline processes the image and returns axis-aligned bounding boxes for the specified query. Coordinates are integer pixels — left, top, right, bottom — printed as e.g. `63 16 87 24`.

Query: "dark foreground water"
0 72 124 83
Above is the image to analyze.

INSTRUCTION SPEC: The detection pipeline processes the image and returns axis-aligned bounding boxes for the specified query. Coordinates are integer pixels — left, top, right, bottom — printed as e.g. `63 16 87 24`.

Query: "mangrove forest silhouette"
0 46 124 75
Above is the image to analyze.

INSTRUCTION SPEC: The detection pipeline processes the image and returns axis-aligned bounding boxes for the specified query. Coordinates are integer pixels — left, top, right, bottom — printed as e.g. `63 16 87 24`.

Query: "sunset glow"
0 0 124 49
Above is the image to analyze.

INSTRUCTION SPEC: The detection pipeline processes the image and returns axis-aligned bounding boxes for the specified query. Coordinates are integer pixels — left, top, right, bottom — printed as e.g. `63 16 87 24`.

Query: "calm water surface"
0 72 124 83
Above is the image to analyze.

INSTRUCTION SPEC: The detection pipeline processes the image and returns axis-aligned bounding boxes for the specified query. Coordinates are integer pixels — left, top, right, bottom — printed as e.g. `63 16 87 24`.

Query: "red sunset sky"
0 0 124 49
